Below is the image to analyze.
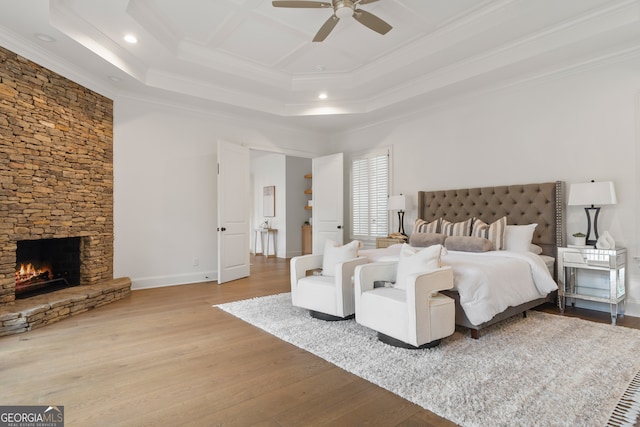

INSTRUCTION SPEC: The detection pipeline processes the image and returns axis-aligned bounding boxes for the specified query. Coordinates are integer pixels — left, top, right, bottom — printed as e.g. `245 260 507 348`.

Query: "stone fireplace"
15 237 81 298
0 46 130 335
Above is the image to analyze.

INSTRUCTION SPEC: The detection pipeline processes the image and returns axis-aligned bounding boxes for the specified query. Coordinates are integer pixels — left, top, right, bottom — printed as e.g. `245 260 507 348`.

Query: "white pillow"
394 244 445 290
504 224 537 252
322 240 360 277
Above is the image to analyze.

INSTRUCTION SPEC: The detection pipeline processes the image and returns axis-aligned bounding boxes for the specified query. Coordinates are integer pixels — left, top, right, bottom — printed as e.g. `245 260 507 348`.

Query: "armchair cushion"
395 244 446 290
296 275 339 313
322 240 361 277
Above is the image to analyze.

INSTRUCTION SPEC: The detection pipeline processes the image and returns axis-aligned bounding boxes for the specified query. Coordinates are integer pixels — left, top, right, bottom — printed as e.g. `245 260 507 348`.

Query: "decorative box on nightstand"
557 246 626 325
376 237 407 248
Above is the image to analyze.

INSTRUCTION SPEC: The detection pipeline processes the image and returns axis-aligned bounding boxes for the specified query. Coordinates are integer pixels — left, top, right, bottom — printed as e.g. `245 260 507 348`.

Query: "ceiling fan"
272 0 392 42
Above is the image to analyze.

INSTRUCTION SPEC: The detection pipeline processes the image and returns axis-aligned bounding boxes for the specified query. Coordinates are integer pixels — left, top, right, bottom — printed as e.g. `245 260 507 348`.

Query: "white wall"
114 97 326 289
286 156 313 258
330 57 640 316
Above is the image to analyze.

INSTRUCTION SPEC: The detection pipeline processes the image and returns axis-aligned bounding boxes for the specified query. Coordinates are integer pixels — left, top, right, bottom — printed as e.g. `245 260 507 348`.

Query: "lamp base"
584 206 601 246
397 210 406 236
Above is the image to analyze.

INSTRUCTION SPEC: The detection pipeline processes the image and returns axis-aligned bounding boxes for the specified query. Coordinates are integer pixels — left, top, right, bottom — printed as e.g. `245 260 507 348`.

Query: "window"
351 148 390 240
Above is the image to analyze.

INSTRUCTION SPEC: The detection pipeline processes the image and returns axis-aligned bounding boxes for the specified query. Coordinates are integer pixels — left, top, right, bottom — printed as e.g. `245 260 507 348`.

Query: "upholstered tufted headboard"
417 181 565 259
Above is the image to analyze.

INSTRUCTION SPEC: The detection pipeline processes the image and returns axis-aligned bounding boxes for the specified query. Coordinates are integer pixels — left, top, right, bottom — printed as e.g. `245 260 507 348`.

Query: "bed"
362 181 565 338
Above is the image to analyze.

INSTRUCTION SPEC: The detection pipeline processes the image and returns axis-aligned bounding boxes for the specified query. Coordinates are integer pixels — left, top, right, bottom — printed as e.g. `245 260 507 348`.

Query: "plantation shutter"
351 149 389 239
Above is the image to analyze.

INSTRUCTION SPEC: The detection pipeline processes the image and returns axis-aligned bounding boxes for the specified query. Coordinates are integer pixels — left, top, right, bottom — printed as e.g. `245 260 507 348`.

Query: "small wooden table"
376 237 407 248
254 228 278 257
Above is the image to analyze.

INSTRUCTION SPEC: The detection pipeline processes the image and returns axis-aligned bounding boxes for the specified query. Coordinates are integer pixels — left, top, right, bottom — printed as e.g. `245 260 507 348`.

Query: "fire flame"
15 263 52 285
18 263 35 277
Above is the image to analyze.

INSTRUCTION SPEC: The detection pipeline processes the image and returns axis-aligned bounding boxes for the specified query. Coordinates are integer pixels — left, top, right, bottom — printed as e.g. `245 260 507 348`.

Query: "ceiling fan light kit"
335 1 355 19
272 0 392 42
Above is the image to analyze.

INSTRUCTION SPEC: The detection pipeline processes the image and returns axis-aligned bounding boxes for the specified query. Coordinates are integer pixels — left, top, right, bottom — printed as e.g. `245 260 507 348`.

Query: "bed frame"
417 181 565 338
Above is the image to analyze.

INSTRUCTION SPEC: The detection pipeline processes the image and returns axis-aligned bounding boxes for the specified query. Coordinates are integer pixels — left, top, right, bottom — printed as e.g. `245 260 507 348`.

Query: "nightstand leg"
558 293 565 314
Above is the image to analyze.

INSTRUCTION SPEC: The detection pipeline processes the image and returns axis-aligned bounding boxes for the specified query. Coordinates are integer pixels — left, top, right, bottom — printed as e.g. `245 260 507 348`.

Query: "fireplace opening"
15 237 81 299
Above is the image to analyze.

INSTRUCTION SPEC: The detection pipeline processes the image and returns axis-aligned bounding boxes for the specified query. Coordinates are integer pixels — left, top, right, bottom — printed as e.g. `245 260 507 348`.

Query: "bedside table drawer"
562 251 587 265
562 248 624 269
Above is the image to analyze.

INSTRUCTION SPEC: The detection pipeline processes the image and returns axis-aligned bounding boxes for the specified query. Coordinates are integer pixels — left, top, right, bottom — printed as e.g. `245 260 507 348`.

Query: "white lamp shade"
388 195 406 211
568 181 617 206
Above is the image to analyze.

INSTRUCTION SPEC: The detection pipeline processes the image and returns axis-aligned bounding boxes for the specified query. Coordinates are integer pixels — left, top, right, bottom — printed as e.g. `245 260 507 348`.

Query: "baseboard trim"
624 299 640 318
572 298 640 319
131 271 217 290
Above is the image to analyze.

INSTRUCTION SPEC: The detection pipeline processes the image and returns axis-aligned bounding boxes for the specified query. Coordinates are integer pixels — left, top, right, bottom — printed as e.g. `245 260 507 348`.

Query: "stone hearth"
0 278 131 336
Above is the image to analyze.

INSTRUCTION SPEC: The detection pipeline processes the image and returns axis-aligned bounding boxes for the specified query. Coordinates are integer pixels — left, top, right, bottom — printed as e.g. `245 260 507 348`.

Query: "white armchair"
291 253 368 320
354 261 455 349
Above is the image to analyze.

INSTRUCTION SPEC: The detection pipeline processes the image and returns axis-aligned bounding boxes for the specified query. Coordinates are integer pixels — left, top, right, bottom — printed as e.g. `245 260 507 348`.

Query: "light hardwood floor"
1 255 638 426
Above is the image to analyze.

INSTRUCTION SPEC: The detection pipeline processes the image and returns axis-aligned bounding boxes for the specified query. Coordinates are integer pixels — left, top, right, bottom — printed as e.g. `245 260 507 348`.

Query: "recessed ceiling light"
35 34 56 43
124 34 138 44
318 92 328 100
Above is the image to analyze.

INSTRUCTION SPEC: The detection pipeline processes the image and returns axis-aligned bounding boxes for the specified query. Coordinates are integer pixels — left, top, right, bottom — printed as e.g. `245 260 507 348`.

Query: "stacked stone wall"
0 46 114 305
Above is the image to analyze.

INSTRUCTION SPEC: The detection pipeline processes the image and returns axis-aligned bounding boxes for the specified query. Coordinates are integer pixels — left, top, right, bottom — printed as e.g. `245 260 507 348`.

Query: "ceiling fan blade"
272 1 331 8
352 9 392 35
313 15 340 42
356 0 381 4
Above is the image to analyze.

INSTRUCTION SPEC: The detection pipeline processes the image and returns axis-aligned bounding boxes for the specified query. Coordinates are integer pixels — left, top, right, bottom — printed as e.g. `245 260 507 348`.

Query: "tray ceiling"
1 0 640 131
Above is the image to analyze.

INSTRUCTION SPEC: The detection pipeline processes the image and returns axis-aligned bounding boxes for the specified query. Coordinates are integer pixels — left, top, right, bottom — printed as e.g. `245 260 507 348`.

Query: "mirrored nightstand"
557 246 626 325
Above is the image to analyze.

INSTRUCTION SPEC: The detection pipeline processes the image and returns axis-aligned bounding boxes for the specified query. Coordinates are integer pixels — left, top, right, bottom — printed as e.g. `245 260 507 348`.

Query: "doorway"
250 150 311 260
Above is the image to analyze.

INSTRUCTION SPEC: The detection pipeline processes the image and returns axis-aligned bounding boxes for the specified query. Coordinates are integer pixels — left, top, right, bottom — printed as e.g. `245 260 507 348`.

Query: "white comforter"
442 250 557 325
360 245 558 326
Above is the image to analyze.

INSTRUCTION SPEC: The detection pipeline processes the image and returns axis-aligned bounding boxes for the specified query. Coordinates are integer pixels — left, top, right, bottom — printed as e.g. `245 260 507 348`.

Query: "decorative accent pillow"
409 232 447 248
414 218 440 234
504 224 538 252
322 240 360 277
471 216 507 250
530 244 543 255
394 244 445 290
445 236 492 252
440 218 473 237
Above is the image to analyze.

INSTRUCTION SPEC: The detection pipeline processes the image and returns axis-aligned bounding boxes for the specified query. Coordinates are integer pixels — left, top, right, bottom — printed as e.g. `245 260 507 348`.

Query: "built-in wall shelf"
304 173 312 210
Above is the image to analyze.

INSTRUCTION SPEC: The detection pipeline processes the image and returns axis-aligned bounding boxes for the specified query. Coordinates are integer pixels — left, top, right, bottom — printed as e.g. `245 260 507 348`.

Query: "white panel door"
217 140 250 284
312 153 344 254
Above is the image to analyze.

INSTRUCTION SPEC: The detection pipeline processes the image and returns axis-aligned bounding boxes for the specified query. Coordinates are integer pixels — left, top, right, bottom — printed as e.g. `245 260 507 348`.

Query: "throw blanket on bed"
359 245 558 326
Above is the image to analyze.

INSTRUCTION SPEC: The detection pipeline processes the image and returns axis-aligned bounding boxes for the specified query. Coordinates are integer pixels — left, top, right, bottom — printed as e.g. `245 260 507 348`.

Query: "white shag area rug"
215 293 640 427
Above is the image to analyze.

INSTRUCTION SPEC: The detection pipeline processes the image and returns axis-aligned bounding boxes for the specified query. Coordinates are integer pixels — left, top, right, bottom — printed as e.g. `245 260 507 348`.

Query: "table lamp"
568 180 617 246
388 194 407 237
